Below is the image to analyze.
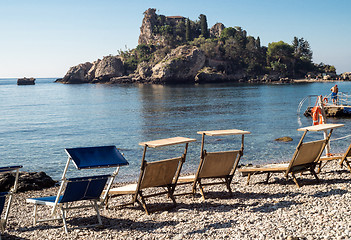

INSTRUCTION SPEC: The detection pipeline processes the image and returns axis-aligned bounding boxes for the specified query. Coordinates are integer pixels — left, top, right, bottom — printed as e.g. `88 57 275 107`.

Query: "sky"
0 0 350 78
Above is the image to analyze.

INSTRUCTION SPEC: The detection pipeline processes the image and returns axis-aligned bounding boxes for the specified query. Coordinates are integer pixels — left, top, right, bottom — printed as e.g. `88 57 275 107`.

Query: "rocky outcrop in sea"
56 8 343 85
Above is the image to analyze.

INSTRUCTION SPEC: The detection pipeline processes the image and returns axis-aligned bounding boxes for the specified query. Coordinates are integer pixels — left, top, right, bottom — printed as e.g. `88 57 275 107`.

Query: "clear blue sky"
1 0 350 78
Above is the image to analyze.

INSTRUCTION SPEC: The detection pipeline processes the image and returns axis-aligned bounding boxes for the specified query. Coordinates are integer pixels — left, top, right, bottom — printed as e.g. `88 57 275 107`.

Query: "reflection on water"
0 79 351 181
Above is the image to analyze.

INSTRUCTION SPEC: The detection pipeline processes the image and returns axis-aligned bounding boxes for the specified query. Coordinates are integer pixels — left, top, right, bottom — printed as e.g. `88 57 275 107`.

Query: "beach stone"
275 136 293 142
0 171 56 192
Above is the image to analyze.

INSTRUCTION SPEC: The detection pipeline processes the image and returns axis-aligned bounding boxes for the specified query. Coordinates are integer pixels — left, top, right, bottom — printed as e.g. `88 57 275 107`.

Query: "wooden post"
318 95 330 156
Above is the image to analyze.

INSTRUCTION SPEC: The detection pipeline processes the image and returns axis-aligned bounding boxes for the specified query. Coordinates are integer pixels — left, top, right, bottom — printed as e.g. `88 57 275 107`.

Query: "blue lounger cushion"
27 175 110 205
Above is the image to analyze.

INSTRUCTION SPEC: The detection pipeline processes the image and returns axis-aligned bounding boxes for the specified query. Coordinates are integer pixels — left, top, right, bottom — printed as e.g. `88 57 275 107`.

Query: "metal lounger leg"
33 204 38 225
93 201 102 226
60 207 68 234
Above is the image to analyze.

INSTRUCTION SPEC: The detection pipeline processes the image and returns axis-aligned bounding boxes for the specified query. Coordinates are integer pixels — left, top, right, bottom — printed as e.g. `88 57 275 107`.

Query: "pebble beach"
2 162 351 240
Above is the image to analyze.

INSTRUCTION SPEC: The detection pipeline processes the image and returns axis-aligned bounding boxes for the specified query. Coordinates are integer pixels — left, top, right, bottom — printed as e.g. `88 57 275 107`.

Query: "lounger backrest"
59 175 110 203
198 150 240 178
140 157 182 189
65 146 129 169
292 139 326 167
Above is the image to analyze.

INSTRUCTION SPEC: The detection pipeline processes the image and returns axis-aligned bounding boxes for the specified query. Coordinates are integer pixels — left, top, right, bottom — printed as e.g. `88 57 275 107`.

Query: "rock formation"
57 56 125 84
275 136 293 142
94 56 125 81
0 171 56 192
138 8 159 45
60 62 93 84
195 67 227 83
151 45 206 82
340 72 351 80
210 23 225 38
17 77 35 85
57 8 338 85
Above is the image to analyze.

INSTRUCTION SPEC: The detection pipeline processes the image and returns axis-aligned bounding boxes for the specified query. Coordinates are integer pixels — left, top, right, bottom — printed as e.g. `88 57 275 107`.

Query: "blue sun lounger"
0 165 22 239
26 146 128 233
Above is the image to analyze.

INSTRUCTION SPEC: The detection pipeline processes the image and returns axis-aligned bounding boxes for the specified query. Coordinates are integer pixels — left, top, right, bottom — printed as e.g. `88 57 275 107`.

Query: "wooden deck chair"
0 165 22 239
176 129 250 200
239 124 344 188
318 142 351 173
26 146 128 233
107 137 196 215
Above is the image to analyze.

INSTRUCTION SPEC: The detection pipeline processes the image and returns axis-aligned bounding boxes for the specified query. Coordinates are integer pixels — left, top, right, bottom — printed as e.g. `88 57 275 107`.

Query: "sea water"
1 78 350 181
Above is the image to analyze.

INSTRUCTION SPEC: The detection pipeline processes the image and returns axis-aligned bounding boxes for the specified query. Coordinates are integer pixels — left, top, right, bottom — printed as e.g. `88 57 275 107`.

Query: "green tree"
220 27 236 40
175 19 186 41
185 18 192 41
199 14 209 38
256 37 261 48
292 37 313 61
267 41 294 63
267 41 294 74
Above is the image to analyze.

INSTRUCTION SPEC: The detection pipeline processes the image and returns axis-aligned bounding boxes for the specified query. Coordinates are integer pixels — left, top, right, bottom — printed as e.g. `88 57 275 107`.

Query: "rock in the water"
0 171 56 192
17 77 35 85
59 62 93 84
275 136 293 142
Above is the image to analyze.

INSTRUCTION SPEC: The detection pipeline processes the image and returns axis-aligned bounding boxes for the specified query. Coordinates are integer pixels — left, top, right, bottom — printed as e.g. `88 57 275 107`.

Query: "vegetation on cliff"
59 8 340 84
123 8 335 79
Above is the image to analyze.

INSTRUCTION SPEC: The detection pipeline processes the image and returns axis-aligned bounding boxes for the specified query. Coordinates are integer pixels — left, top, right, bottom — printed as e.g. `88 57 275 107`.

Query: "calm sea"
1 78 350 181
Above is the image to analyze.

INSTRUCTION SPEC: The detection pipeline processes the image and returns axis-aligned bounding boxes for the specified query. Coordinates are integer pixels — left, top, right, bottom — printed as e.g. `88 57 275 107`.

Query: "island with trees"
57 8 348 84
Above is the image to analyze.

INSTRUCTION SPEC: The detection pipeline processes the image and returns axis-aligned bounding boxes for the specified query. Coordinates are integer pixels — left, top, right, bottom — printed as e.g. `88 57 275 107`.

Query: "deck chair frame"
26 146 128 233
0 165 22 236
176 129 250 200
240 124 344 187
317 142 351 173
106 137 196 215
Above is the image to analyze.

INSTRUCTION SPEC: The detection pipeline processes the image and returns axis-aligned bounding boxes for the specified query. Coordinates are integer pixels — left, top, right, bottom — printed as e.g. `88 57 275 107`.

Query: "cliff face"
138 8 187 46
138 8 159 45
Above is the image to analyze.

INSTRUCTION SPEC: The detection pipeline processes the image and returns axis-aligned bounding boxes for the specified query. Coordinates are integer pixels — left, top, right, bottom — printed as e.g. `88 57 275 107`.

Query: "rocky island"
17 77 35 85
57 8 342 85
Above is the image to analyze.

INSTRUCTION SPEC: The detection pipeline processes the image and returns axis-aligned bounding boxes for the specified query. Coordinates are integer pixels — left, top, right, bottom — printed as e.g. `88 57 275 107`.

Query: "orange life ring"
323 97 328 104
311 106 323 125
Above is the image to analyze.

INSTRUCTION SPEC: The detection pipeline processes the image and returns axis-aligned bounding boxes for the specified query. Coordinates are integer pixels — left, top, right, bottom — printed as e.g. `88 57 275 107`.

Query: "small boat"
17 77 35 85
298 93 351 118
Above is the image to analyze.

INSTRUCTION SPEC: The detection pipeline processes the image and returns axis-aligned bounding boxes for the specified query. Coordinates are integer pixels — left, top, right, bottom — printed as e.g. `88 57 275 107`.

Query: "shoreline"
293 79 344 83
3 163 351 239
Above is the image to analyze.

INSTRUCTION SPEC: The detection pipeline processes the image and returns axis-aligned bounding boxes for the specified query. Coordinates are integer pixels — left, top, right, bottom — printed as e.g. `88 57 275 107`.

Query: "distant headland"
56 8 349 85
